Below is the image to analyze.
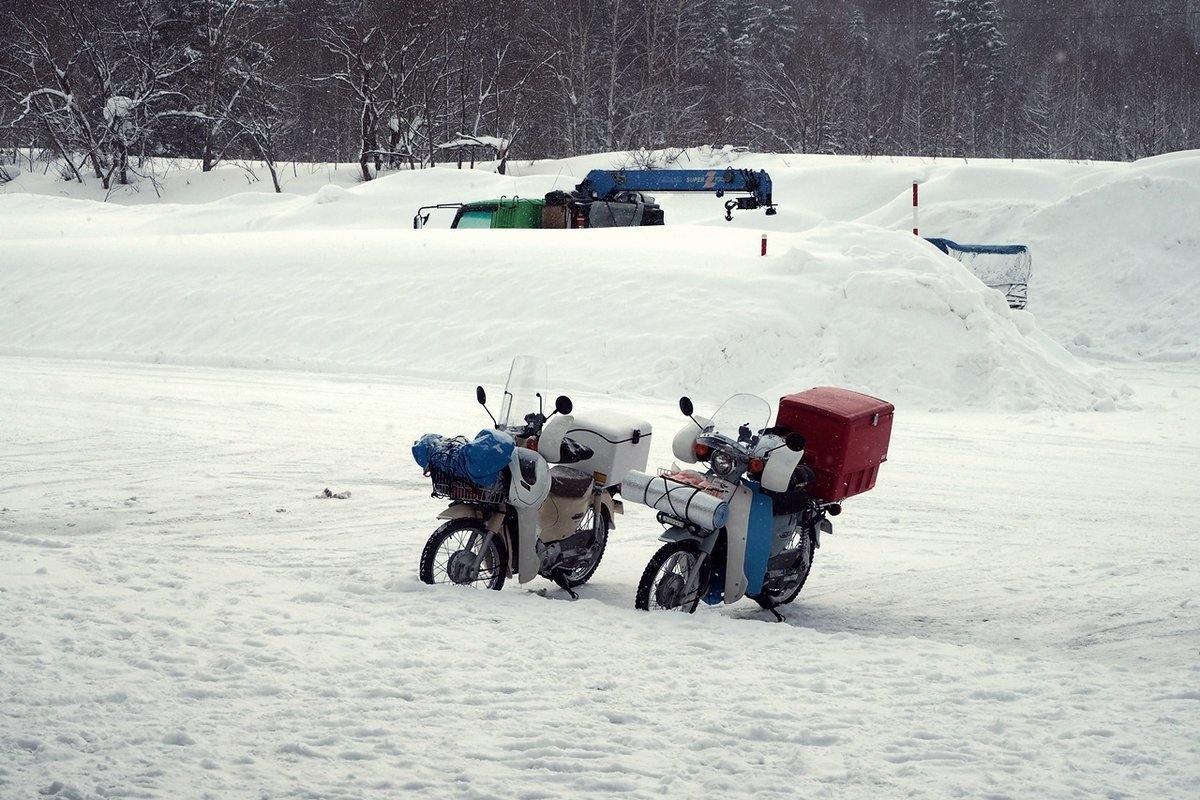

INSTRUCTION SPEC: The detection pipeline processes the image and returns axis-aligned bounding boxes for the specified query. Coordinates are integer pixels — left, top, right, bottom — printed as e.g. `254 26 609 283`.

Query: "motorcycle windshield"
498 355 548 429
706 393 773 445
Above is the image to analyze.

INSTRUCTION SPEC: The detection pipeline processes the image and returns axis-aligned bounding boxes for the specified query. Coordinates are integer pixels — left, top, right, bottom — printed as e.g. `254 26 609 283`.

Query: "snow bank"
4 147 1196 408
1026 172 1200 362
0 219 1114 412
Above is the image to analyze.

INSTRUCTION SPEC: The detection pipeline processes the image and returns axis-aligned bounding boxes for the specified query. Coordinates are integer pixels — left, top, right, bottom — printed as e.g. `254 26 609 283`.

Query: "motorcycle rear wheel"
555 506 611 589
750 531 815 610
419 518 508 591
635 539 707 613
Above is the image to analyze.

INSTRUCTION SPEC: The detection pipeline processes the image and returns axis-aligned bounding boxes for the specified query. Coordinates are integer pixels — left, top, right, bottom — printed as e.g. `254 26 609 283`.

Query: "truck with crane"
413 166 1029 309
412 167 777 229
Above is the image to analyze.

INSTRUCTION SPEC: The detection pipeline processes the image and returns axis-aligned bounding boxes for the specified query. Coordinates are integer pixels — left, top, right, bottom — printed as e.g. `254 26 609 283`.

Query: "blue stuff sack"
412 429 515 487
412 433 453 471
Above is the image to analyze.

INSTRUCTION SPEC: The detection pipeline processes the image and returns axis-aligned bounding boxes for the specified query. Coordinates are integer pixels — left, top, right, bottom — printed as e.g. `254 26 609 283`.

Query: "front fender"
436 504 504 530
436 504 479 522
657 526 718 552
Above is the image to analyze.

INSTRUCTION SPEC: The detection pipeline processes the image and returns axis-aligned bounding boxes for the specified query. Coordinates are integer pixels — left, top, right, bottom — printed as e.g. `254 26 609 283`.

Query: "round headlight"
711 449 736 477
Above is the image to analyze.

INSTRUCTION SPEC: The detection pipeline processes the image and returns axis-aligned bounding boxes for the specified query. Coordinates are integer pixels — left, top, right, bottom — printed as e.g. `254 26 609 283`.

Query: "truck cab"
451 198 545 229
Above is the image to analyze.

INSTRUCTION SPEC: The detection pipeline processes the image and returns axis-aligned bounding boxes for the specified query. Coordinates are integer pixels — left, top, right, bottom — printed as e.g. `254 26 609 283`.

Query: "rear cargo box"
775 388 894 502
563 411 652 488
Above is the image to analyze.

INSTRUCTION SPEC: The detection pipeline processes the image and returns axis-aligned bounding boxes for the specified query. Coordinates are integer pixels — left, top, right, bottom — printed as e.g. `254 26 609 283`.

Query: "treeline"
2 0 1198 189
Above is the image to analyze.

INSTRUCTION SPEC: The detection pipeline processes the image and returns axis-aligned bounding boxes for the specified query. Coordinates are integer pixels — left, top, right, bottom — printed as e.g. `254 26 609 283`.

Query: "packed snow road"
2 356 1197 799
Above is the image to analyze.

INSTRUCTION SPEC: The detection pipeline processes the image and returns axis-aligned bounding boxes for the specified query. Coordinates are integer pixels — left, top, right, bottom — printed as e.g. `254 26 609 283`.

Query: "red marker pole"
761 233 768 256
912 182 919 236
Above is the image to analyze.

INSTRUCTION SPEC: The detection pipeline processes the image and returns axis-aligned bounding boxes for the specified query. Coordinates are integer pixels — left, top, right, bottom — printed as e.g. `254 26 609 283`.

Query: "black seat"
549 465 592 499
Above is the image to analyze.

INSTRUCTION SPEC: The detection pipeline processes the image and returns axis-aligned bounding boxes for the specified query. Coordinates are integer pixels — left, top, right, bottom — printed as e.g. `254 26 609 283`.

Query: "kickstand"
766 605 786 623
552 572 579 600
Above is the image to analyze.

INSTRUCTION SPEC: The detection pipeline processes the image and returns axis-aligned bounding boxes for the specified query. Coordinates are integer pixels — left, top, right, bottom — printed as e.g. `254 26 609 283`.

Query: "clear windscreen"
498 355 548 429
706 393 772 445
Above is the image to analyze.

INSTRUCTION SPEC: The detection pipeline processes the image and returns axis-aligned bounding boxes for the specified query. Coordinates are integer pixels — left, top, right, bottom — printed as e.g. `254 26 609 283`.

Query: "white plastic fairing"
508 447 551 585
722 485 752 603
508 448 550 509
761 445 804 493
671 416 710 463
516 505 541 583
537 414 573 463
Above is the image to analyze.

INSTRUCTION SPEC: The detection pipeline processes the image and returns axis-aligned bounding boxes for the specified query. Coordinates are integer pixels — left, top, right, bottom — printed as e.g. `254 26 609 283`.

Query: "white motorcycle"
413 356 651 597
628 387 892 618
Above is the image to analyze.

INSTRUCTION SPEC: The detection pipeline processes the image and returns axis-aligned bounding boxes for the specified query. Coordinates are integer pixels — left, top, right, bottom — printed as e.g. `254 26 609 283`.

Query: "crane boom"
574 168 777 219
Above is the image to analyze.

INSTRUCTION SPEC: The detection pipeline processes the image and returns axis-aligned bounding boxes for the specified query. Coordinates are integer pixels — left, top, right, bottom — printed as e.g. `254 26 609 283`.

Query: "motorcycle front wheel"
419 518 508 591
635 539 708 613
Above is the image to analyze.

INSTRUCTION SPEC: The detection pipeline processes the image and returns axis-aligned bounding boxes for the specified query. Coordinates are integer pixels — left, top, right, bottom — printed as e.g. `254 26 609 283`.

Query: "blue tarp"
412 429 515 487
924 237 1028 256
923 237 1032 309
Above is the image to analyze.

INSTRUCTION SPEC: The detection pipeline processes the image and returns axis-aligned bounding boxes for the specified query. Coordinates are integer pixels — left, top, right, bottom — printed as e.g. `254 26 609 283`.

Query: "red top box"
775 387 894 502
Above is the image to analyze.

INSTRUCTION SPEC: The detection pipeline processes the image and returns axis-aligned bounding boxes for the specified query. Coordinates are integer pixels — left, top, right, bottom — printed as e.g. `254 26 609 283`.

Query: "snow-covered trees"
5 0 196 188
310 0 541 180
315 4 410 181
920 0 1009 156
170 0 278 172
530 0 716 155
626 0 711 148
2 0 1198 177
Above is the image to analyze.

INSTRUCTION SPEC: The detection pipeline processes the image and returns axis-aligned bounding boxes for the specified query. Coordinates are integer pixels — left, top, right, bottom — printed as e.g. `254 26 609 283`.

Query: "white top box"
561 410 653 487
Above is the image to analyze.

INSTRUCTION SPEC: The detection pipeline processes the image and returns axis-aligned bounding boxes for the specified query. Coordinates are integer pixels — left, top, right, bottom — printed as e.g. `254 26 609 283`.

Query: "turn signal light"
749 458 765 474
694 443 710 459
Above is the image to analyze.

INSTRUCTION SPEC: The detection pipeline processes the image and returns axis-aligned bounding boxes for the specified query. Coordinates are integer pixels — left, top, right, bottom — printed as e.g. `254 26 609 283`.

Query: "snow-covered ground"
1 148 1198 798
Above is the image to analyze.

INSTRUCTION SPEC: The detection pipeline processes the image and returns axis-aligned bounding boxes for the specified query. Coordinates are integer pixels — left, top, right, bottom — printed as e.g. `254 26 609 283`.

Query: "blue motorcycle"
627 394 837 619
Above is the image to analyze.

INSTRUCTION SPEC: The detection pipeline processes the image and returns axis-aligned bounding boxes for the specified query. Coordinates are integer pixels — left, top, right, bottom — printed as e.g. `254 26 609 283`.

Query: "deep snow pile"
9 147 1198 411
0 219 1114 411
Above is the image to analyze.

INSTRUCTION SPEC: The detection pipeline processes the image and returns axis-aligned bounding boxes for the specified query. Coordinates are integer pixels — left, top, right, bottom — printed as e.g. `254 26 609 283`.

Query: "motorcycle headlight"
711 450 736 477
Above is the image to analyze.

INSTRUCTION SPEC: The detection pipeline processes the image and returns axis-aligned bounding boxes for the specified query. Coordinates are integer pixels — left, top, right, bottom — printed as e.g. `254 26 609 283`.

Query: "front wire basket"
428 466 508 505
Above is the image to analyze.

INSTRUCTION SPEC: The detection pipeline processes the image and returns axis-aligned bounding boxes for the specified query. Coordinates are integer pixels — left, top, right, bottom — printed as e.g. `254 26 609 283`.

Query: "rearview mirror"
555 395 573 416
476 386 487 405
786 432 806 452
679 397 694 417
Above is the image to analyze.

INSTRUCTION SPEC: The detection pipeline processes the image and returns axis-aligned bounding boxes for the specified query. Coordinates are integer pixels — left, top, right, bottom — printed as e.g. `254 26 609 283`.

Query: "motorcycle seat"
549 465 592 499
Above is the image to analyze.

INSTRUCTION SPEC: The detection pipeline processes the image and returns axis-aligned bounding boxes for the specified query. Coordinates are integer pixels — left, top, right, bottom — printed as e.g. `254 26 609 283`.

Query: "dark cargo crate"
776 387 894 502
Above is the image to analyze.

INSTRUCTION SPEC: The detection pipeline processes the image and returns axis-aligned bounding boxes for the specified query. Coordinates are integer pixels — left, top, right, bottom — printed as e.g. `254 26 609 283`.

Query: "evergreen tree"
921 0 1008 155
